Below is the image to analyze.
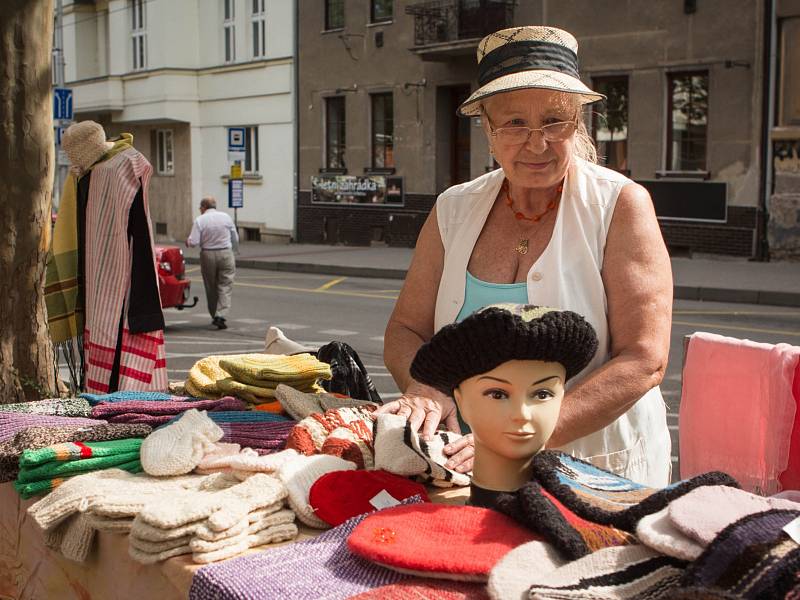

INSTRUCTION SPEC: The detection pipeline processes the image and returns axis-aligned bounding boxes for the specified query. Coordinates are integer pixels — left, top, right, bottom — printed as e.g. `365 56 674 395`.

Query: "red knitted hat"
346 503 540 581
309 470 430 527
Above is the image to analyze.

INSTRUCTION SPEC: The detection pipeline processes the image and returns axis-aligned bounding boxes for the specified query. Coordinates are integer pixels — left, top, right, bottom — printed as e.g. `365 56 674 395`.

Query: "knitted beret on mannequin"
410 304 598 395
61 121 115 174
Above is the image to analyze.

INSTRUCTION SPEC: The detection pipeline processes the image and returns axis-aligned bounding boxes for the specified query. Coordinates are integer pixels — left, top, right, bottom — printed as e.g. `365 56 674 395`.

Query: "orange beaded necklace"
502 179 564 255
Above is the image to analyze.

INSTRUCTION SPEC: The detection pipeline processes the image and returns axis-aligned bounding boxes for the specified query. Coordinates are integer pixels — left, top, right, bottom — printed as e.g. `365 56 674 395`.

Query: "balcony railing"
405 0 516 49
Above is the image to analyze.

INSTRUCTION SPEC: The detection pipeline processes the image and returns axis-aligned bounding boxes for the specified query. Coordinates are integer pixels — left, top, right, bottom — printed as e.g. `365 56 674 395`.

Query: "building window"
325 0 344 30
371 0 392 23
223 0 236 63
591 76 629 173
325 97 346 169
371 93 394 169
251 0 267 58
131 0 146 71
667 71 709 171
156 129 174 175
244 126 260 174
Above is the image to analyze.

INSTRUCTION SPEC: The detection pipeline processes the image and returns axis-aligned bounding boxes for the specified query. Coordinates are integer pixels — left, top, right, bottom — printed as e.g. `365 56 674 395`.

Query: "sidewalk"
183 243 800 307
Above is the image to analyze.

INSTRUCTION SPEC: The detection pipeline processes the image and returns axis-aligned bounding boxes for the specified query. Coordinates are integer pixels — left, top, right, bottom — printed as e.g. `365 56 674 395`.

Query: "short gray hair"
200 197 217 210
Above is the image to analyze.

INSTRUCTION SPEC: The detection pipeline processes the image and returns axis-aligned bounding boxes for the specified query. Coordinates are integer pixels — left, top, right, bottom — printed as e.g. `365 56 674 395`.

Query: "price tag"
783 516 800 544
369 489 400 510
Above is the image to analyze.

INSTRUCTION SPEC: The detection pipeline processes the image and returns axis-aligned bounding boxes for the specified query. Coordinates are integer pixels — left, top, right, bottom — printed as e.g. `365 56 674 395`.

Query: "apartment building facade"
296 0 794 258
60 0 296 242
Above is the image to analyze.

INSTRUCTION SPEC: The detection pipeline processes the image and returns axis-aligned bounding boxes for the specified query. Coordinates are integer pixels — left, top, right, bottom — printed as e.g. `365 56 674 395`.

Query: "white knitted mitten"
192 522 298 564
189 509 294 553
140 409 223 476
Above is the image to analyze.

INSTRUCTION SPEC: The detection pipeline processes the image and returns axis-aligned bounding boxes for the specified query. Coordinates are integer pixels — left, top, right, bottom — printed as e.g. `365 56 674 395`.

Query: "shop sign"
311 175 404 205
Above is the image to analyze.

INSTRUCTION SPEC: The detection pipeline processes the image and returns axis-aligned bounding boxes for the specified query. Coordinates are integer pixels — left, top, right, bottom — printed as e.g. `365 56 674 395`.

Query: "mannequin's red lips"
504 431 537 438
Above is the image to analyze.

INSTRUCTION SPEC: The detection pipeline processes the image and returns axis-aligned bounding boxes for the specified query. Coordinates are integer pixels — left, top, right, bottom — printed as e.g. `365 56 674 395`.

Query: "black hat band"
478 40 580 87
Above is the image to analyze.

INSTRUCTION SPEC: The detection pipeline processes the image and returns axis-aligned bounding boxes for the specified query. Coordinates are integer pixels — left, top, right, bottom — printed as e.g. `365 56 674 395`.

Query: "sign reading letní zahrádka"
311 175 404 205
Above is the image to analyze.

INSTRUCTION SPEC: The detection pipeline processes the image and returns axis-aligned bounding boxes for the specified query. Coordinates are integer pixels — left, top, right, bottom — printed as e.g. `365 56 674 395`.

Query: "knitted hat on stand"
61 120 115 173
668 484 800 547
680 509 800 599
188 496 423 600
526 545 686 599
286 405 375 456
140 409 223 476
275 384 377 421
531 450 739 531
495 479 636 560
373 413 470 487
635 507 704 561
486 539 565 600
277 453 357 528
411 304 598 395
309 469 429 526
347 503 540 581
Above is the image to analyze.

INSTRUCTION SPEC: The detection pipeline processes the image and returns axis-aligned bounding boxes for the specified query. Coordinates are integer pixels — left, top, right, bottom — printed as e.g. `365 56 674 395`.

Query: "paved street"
164 266 800 480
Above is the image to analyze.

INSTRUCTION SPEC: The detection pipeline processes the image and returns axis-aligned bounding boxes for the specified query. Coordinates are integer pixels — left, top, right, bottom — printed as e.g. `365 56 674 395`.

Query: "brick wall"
658 206 757 257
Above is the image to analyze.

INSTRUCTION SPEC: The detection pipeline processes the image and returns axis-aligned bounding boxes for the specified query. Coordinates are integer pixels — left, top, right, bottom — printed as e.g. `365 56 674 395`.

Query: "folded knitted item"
0 398 92 417
526 545 685 599
90 396 246 422
309 469 429 527
349 579 491 600
373 413 470 487
0 422 150 483
531 450 738 530
286 405 375 456
187 356 235 397
486 539 565 600
15 456 142 499
55 513 97 562
19 437 143 469
319 422 375 469
188 496 423 600
192 522 298 564
348 503 539 582
141 409 223 476
275 384 378 421
495 480 636 560
668 484 800 547
83 512 134 532
189 509 295 553
219 421 295 452
277 453 356 528
635 508 704 561
0 412 106 443
81 391 175 405
220 353 332 385
679 508 800 599
196 447 299 477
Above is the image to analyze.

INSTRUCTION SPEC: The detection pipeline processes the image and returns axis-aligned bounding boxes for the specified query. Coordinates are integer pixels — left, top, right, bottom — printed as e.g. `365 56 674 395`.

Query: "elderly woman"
379 26 672 487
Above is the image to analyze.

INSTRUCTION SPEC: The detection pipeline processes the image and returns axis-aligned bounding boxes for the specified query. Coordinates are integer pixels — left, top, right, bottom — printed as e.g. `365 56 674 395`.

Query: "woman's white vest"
434 158 671 487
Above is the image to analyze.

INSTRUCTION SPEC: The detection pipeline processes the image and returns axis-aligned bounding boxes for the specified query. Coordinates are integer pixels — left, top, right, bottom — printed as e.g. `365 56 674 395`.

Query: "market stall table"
0 481 470 600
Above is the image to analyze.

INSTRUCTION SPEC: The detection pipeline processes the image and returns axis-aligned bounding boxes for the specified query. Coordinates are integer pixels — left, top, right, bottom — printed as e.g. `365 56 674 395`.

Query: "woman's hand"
374 382 460 441
444 433 474 473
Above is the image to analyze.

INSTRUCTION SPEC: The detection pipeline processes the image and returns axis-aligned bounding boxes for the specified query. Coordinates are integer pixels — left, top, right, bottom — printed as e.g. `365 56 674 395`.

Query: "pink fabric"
779 361 800 491
679 332 800 494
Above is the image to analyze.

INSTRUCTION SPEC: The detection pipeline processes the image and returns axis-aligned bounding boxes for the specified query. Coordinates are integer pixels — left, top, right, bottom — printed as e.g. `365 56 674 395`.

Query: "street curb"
186 257 800 307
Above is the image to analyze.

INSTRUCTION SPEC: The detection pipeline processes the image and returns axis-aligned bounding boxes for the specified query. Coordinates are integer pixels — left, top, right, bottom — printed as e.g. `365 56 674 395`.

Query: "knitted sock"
264 326 314 356
320 422 374 469
495 480 636 560
526 545 686 599
129 538 193 564
531 450 738 530
189 509 295 553
140 409 223 476
373 413 470 487
195 504 286 542
486 539 565 600
277 453 356 528
635 507 704 561
680 509 800 599
192 522 299 564
286 405 375 456
668 484 800 547
58 513 97 562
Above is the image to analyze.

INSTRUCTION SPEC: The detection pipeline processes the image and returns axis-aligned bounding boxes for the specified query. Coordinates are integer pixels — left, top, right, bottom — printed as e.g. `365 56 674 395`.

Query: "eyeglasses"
489 121 577 145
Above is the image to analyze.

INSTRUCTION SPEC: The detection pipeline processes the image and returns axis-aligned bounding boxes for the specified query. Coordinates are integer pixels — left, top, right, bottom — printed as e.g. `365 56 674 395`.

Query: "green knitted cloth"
19 438 143 468
14 457 142 499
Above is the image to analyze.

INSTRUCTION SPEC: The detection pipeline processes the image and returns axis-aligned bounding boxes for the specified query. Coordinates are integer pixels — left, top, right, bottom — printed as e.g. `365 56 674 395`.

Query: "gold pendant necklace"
503 179 563 255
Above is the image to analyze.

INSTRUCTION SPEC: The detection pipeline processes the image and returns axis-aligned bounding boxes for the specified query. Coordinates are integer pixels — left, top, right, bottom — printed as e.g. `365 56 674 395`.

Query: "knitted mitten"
129 538 193 565
495 480 636 560
635 507 704 561
196 447 299 477
487 539 565 600
286 406 375 456
277 453 356 528
320 422 374 469
189 509 295 553
531 450 739 530
192 522 299 564
140 409 223 476
372 413 470 487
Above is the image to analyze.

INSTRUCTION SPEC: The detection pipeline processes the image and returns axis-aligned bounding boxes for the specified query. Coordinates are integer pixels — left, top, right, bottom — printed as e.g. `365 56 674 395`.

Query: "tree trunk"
0 0 57 402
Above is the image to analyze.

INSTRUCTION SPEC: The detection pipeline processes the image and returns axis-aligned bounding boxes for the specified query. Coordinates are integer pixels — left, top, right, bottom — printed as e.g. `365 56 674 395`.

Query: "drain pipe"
292 0 300 243
756 0 777 261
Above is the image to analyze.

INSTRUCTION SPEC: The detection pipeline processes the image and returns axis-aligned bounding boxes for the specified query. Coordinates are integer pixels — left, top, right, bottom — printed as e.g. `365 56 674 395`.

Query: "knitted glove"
278 453 356 529
140 409 223 476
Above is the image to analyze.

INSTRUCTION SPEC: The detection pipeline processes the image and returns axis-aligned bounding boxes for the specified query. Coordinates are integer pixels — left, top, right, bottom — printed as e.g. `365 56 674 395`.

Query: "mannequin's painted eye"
532 389 555 401
485 389 508 400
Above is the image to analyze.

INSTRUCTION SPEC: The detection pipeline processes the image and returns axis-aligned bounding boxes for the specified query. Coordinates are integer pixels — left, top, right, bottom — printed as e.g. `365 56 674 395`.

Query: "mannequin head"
62 120 114 175
411 303 597 495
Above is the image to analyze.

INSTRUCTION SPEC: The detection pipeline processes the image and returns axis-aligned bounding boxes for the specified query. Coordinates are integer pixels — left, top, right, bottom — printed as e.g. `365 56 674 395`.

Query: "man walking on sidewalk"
186 197 238 330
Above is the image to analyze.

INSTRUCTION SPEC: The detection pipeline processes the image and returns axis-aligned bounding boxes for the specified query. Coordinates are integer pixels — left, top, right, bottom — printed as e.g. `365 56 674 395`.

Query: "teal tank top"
452 272 528 433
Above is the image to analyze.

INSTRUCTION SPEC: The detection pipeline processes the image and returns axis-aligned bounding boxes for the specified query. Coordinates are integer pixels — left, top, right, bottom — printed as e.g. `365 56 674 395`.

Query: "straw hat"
61 120 115 172
458 26 604 117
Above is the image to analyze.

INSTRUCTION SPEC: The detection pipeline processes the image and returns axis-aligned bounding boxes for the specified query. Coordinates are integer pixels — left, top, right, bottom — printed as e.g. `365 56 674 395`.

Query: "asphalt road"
164 266 800 480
